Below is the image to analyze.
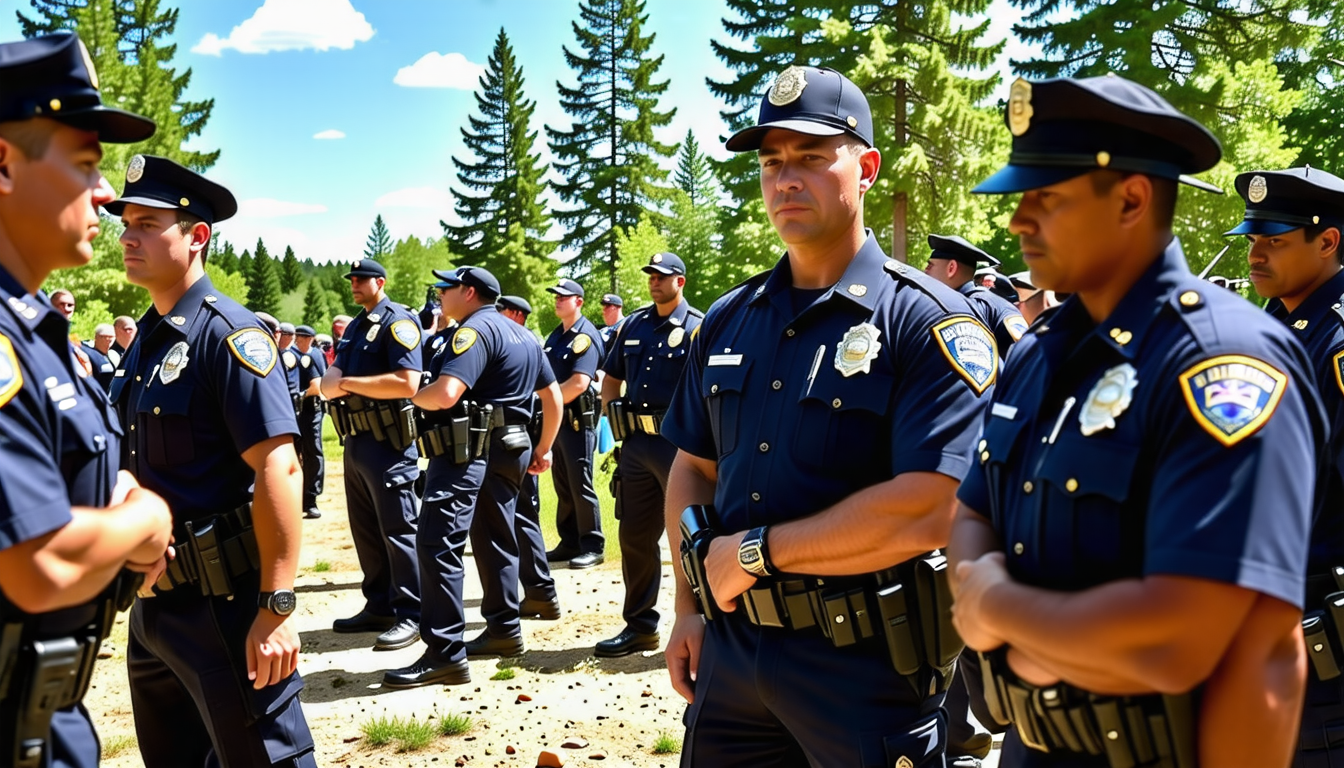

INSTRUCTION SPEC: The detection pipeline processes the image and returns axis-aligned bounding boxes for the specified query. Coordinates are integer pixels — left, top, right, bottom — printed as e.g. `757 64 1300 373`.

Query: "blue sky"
2 0 1032 264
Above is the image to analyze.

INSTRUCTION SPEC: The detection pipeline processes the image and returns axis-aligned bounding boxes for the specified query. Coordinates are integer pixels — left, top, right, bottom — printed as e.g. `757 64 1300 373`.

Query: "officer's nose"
92 174 116 207
773 161 805 194
1007 199 1037 237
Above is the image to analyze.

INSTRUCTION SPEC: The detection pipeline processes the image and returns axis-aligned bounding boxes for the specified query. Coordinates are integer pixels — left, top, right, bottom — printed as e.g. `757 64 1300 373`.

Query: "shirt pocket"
795 372 894 474
1036 432 1141 579
702 361 751 459
979 413 1027 528
139 383 195 467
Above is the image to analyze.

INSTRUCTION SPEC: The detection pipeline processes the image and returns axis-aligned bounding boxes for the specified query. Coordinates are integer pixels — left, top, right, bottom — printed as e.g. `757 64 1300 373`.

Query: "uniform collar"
752 230 886 315
958 281 983 296
147 274 219 337
1267 267 1344 330
363 295 394 321
1036 237 1190 360
650 299 691 328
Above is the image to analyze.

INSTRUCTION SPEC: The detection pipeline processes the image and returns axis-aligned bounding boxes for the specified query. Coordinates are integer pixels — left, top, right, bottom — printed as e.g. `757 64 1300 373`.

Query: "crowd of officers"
6 26 1344 768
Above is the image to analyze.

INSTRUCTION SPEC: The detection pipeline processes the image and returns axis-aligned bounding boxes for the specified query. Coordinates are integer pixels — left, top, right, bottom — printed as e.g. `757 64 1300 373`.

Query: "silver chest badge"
668 327 685 348
1080 363 1138 436
365 323 380 342
159 341 189 385
834 323 881 377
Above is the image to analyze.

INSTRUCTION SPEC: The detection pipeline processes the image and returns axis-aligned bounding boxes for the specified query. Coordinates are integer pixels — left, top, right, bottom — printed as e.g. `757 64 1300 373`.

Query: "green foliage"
359 714 437 751
489 667 516 681
383 236 453 308
67 297 109 341
437 713 474 736
246 239 283 315
212 239 239 274
608 216 668 312
665 132 725 309
238 249 253 279
204 263 247 304
547 0 677 293
301 279 330 329
652 731 681 754
280 246 303 293
311 560 331 573
101 734 137 760
364 215 392 259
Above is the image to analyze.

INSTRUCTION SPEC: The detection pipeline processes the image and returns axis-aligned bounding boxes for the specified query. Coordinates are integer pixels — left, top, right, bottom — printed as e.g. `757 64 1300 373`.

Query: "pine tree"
280 245 303 293
246 239 282 315
301 278 328 330
547 0 677 292
364 215 392 259
673 129 715 207
238 248 253 280
666 131 724 308
442 28 554 303
213 239 239 274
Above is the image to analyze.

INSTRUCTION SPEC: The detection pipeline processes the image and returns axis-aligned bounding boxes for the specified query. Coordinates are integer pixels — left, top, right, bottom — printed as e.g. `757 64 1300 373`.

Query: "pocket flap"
1038 432 1139 500
702 359 751 397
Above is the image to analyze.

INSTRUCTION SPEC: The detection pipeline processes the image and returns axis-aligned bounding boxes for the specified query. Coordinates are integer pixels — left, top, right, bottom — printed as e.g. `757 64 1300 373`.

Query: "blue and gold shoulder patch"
451 327 478 355
571 334 593 355
932 317 997 394
391 319 420 350
0 334 23 408
1178 355 1288 447
226 328 278 377
1333 348 1344 397
1005 315 1029 341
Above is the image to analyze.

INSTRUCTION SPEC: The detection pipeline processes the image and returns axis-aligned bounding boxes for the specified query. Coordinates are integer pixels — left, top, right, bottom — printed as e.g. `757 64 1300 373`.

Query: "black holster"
607 399 633 441
678 505 718 621
155 505 261 598
1304 566 1344 681
566 387 600 431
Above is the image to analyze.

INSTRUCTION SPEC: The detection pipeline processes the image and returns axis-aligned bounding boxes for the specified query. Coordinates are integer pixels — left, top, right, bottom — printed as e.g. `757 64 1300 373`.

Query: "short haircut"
113 316 135 329
49 289 73 302
0 119 56 159
94 323 115 336
1303 221 1344 264
1089 171 1177 229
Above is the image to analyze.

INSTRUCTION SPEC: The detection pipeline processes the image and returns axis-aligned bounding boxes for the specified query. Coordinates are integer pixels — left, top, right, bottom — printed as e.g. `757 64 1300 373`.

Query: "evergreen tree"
673 129 715 207
280 245 303 292
246 239 282 315
442 28 554 302
364 215 392 259
238 248 253 280
547 0 677 292
213 239 239 274
301 278 329 330
666 131 725 308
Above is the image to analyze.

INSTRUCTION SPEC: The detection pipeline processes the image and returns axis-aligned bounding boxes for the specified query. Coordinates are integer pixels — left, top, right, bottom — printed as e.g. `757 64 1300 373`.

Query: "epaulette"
687 306 706 319
1332 290 1344 329
1027 303 1064 335
881 259 956 314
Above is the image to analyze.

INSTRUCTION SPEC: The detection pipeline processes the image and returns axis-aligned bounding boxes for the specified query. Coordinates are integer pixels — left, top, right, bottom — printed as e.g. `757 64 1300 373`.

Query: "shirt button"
786 329 795 337
153 406 161 415
1065 478 1079 493
832 398 842 409
980 450 990 463
1023 481 1034 494
130 450 136 456
759 442 770 453
751 493 761 502
1013 542 1024 555
772 380 782 390
711 384 719 394
135 376 142 382
129 424 135 431
978 439 987 451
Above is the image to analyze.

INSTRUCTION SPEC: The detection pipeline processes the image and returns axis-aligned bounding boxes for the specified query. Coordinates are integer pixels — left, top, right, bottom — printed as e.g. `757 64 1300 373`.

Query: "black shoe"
464 631 525 657
568 551 605 569
373 618 421 651
594 628 661 658
545 546 580 563
332 610 396 634
382 655 470 689
303 507 322 519
519 596 561 621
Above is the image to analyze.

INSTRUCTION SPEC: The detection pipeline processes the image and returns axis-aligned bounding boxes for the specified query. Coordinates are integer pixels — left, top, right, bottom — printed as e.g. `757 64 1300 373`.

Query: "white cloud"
312 129 346 140
238 198 329 218
192 0 374 56
374 186 453 210
393 52 485 89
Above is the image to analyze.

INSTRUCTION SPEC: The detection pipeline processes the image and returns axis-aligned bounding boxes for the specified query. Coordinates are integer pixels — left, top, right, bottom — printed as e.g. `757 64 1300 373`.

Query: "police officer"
596 252 702 658
383 267 562 687
949 76 1326 768
294 325 326 520
277 321 302 416
498 294 562 620
321 258 423 650
1224 167 1344 767
925 235 1029 352
543 278 606 569
662 66 995 765
0 32 173 768
599 293 626 348
106 155 316 766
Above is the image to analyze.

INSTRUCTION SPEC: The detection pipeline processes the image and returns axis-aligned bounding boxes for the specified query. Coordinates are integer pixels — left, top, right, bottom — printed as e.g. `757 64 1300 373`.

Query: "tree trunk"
892 77 908 262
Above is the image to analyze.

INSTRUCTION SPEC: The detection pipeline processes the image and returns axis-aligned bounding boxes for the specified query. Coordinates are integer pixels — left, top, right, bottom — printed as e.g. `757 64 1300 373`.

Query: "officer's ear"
1113 173 1156 231
856 144 881 194
0 135 16 194
187 221 211 257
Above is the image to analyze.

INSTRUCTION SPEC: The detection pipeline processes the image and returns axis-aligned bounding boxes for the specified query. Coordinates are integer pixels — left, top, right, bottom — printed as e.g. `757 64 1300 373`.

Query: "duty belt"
329 395 417 450
155 504 260 598
635 409 666 436
1303 566 1344 681
980 649 1196 768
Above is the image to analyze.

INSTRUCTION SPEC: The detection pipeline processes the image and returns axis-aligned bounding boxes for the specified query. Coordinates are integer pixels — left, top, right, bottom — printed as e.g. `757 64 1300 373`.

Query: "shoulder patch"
1004 314 1029 341
0 334 23 408
571 334 593 354
391 319 420 350
226 328 278 377
931 317 997 394
1334 349 1344 398
690 324 701 343
300 354 311 369
282 350 297 369
1178 354 1288 447
452 327 478 355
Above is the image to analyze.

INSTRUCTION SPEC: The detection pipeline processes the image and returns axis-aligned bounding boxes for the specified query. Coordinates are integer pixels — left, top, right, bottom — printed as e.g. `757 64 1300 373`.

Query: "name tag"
991 402 1018 420
47 382 76 401
708 354 743 367
625 339 640 346
114 369 126 378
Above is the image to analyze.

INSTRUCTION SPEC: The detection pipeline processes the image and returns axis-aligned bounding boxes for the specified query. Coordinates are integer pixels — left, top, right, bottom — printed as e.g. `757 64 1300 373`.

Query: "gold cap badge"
126 154 145 183
768 66 808 107
1248 175 1268 204
1008 78 1034 137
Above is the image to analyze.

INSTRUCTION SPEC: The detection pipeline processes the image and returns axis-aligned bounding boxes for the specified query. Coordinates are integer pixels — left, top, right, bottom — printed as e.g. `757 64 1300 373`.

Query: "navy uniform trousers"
298 399 325 511
683 615 947 767
126 576 316 767
44 706 98 768
515 470 556 601
615 431 676 635
343 433 421 621
421 431 529 661
552 421 604 555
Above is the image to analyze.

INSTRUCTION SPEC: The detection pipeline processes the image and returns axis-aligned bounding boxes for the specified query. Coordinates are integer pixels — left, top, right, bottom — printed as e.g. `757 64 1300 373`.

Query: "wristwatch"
258 589 297 616
738 526 773 578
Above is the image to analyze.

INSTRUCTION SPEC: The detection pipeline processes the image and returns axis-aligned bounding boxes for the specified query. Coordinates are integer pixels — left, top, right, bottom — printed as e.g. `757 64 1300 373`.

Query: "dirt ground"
82 457 1003 767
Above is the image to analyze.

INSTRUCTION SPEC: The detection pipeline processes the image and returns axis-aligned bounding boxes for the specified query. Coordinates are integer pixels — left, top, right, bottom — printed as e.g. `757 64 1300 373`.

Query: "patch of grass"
102 734 137 759
311 560 332 573
539 448 620 562
652 732 681 755
489 664 516 681
360 715 438 752
361 716 398 747
437 713 473 736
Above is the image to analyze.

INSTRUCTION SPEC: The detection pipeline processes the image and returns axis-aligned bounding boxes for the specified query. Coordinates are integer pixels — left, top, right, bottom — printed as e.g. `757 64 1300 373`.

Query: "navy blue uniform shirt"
662 233 995 532
333 296 423 379
82 342 116 390
600 299 703 412
960 281 1028 352
958 240 1325 609
296 344 326 394
111 276 299 517
544 315 604 384
280 344 302 397
1266 267 1344 588
430 306 556 424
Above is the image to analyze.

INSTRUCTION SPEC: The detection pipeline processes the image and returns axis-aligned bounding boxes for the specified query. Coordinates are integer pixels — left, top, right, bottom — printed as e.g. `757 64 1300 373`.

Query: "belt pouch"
876 583 922 676
1123 701 1156 766
742 587 784 628
779 579 817 631
12 637 83 768
1305 611 1341 680
821 588 862 647
1006 681 1049 752
978 651 1013 728
914 554 962 670
1038 687 1085 753
607 400 629 441
1090 698 1137 768
451 415 471 464
1160 694 1197 768
500 425 531 453
470 405 493 457
188 520 233 598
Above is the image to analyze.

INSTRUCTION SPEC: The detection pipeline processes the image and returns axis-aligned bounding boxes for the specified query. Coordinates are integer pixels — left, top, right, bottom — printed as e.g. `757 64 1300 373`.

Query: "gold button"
153 406 161 415
1108 328 1121 339
1013 542 1024 555
130 424 135 431
1107 731 1119 741
846 116 857 127
832 399 842 409
130 450 135 456
179 197 190 206
1179 291 1200 307
772 380 782 390
1065 478 1079 492
136 376 142 382
49 98 61 111
711 384 718 394
978 439 987 451
1095 150 1111 167
980 450 990 463
1023 481 1034 494
1115 331 1132 345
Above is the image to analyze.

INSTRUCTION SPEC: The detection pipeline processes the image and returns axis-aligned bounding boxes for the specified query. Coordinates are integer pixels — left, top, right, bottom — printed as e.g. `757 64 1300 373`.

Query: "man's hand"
952 552 1010 652
246 610 301 690
528 450 552 475
122 484 173 568
1007 647 1062 687
665 611 706 703
129 545 174 599
704 532 756 613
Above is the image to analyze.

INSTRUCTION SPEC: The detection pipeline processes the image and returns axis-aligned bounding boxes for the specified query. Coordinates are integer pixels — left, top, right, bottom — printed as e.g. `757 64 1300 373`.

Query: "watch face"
741 549 761 566
272 591 297 614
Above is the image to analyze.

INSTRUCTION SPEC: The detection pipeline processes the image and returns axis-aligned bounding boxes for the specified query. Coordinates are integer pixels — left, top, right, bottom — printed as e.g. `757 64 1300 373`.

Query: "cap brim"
60 106 156 144
1224 220 1299 236
1178 174 1224 195
101 195 181 217
972 164 1092 195
725 119 847 152
431 269 461 285
546 287 578 297
641 265 681 275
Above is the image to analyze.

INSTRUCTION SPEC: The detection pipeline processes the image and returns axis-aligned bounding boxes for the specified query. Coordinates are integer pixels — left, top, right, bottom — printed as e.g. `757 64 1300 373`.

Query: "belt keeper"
742 586 785 628
779 580 817 631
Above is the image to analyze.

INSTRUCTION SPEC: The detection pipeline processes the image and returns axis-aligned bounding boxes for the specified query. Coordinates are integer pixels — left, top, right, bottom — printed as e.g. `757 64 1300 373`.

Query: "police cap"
431 266 500 300
928 234 999 267
497 295 533 316
725 66 873 153
278 322 295 335
103 155 238 224
600 293 623 307
974 75 1222 195
344 259 387 279
547 279 585 298
642 252 687 276
295 325 316 337
255 311 279 333
1225 167 1344 236
0 33 155 143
